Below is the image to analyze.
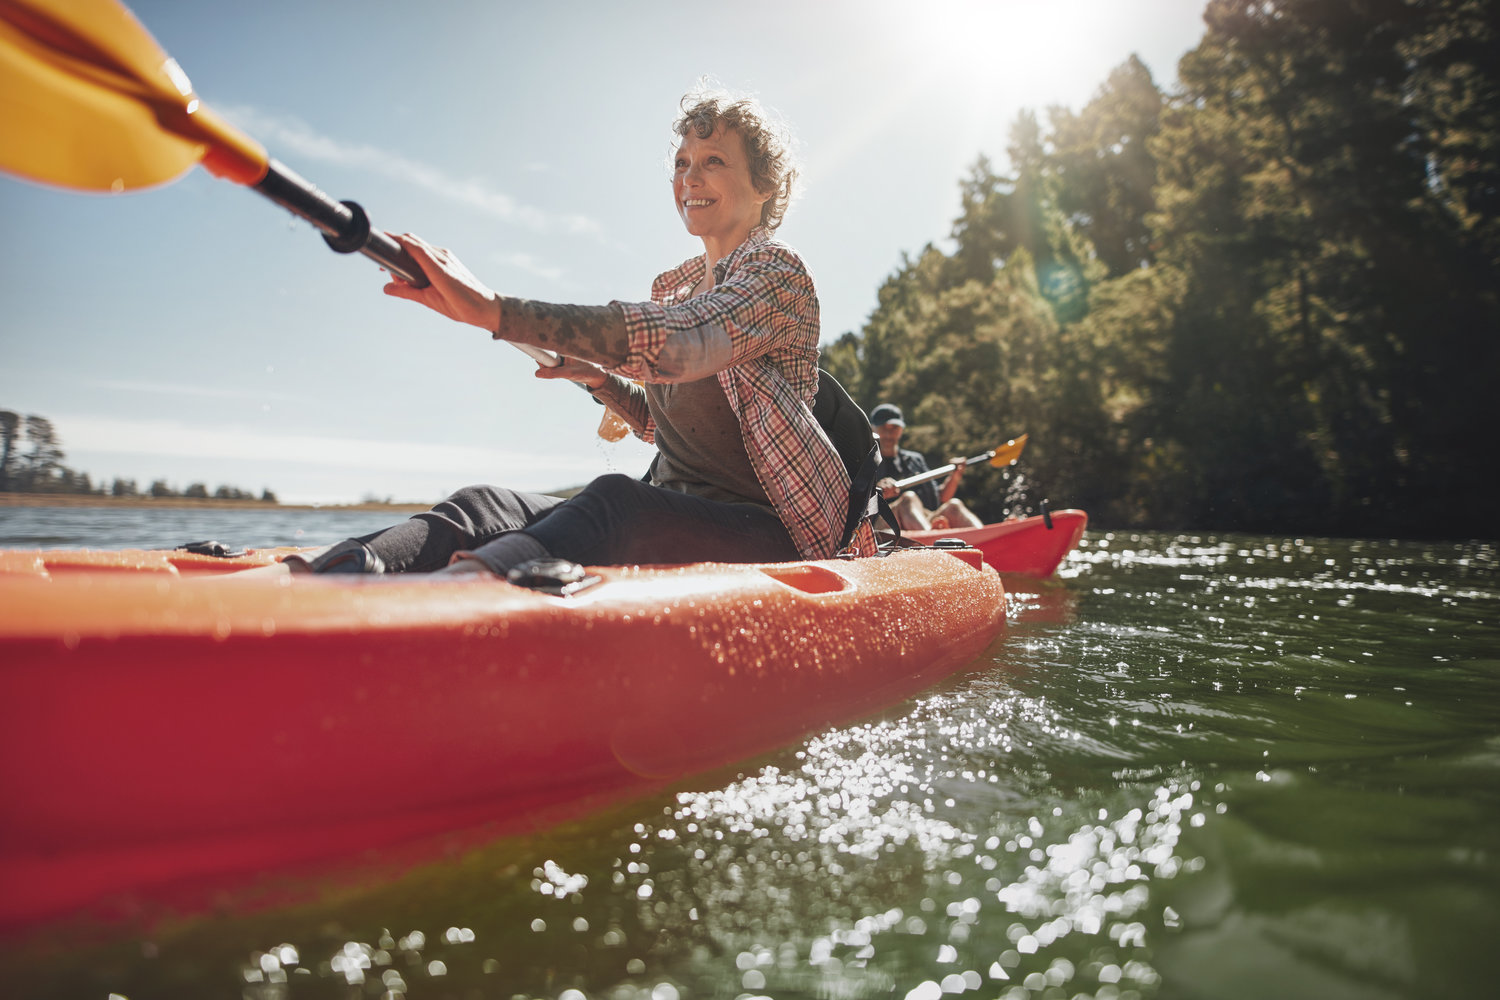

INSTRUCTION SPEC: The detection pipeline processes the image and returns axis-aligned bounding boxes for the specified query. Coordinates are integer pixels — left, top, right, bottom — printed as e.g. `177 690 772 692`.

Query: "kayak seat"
812 370 899 551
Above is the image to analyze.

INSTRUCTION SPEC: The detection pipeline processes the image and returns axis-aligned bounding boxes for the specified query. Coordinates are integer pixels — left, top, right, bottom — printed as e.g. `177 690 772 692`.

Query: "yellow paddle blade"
0 0 265 192
988 433 1028 467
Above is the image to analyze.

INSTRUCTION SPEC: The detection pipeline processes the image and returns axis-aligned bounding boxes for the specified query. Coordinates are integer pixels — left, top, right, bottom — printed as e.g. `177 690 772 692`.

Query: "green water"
7 532 1497 999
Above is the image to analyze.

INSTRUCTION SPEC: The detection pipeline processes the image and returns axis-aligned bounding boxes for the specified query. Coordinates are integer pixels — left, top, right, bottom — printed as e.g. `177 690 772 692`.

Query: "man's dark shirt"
877 447 940 510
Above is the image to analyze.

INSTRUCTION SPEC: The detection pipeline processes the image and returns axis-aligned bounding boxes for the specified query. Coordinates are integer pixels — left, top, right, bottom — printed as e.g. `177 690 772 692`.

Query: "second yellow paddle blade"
989 433 1028 467
0 0 201 190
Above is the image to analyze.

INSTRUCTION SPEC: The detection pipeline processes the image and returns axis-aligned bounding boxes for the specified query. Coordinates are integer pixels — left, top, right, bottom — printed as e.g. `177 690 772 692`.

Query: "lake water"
0 503 414 551
2 506 1496 1000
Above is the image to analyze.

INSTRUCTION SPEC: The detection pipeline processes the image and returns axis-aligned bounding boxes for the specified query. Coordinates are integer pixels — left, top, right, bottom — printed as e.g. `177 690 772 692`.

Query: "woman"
289 91 876 577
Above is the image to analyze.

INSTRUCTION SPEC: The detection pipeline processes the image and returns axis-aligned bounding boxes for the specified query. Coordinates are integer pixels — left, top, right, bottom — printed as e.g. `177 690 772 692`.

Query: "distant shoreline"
0 493 432 513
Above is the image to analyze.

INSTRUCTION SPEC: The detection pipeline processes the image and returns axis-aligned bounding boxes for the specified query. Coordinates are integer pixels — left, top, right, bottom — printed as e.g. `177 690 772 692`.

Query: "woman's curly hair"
672 90 798 232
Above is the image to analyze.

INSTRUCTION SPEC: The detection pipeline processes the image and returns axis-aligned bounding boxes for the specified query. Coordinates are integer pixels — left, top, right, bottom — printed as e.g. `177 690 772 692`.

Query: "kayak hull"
906 509 1088 577
0 546 1004 928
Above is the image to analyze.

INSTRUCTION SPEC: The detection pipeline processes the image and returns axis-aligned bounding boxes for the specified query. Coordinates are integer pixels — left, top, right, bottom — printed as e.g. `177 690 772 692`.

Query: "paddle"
891 434 1028 492
0 0 563 367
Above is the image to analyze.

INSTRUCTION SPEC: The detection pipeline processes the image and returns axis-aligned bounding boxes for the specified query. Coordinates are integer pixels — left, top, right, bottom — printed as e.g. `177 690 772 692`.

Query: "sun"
874 0 1130 109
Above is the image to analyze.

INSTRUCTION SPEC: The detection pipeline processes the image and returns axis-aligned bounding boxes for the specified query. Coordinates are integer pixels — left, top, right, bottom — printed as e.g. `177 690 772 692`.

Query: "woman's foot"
290 539 386 574
233 541 385 577
228 545 332 578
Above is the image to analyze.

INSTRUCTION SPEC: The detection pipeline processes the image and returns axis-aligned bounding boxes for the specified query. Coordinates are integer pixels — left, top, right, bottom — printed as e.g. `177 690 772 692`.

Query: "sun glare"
881 0 1129 107
803 0 1152 216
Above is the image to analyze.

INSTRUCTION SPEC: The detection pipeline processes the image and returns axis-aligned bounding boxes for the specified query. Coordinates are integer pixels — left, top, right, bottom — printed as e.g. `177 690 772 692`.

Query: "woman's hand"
876 476 900 501
534 356 609 390
382 232 500 331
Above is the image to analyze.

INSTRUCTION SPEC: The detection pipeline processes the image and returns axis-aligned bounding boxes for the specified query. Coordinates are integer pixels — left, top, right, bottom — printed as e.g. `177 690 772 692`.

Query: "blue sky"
0 0 1210 504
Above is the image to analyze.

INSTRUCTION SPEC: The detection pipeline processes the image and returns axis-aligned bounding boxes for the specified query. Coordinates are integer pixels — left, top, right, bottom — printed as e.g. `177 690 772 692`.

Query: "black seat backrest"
812 370 898 549
812 370 875 480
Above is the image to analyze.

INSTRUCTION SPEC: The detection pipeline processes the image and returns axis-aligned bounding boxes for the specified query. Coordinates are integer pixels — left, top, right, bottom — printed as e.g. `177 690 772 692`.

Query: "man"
869 403 983 532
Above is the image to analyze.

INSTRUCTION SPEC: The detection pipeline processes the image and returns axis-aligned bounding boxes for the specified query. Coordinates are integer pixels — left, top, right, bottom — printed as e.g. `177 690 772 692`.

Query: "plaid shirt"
609 228 877 559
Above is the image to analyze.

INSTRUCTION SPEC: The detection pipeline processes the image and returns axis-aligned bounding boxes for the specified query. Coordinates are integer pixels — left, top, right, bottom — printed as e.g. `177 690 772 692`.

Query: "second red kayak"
905 509 1088 576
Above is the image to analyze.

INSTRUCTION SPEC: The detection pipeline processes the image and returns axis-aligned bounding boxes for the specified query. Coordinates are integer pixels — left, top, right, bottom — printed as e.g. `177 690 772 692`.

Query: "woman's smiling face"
672 125 771 257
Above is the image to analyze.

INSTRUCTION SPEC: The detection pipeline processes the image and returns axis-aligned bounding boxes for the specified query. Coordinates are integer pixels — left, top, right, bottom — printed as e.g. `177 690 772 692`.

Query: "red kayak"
906 509 1088 576
0 544 1004 928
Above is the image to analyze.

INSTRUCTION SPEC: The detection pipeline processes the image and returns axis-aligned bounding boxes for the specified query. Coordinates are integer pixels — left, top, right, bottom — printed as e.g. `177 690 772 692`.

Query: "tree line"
0 410 277 503
824 0 1497 537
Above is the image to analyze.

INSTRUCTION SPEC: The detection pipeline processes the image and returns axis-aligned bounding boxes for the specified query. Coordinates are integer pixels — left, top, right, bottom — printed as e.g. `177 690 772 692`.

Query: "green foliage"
831 0 1498 535
1049 56 1165 277
0 413 71 493
0 410 18 492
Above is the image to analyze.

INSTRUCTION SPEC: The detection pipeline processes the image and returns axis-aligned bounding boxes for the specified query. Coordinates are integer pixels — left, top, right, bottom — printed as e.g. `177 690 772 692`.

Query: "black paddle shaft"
252 159 429 287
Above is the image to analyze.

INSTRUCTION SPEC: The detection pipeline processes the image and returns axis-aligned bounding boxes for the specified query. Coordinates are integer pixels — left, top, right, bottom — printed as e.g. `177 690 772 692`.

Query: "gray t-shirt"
645 376 770 506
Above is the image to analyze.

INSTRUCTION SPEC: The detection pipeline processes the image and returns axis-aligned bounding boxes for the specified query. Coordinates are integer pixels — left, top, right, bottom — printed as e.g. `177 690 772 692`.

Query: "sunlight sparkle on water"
582 680 1211 996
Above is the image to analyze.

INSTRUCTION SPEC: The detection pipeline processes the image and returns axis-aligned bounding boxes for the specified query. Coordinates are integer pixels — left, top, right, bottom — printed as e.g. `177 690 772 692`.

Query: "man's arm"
937 459 967 506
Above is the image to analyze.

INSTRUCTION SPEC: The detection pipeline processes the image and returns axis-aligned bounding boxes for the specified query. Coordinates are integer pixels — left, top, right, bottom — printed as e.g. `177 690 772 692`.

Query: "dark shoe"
284 539 387 575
